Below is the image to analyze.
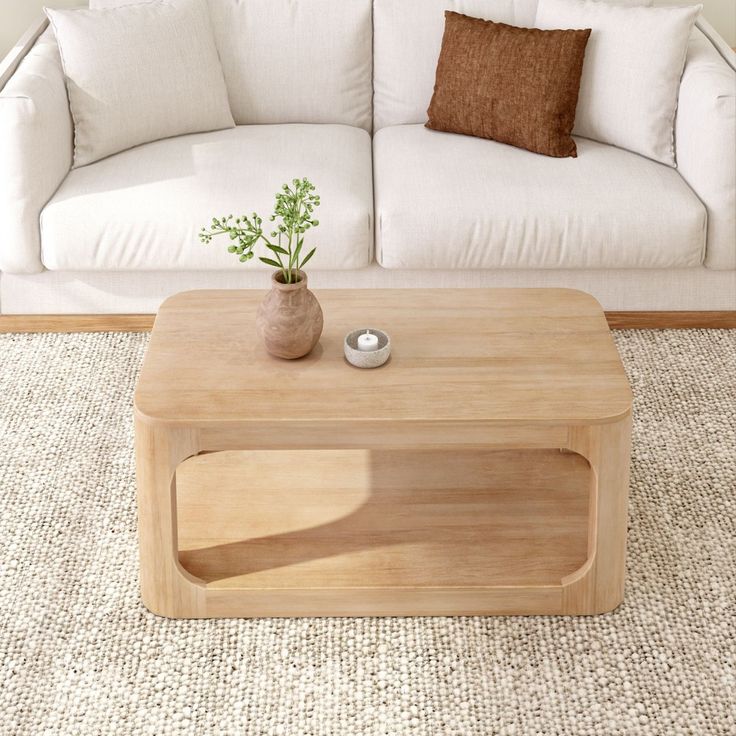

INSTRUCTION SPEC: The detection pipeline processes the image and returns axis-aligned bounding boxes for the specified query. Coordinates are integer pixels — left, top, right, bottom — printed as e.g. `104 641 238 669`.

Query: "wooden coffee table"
135 288 632 618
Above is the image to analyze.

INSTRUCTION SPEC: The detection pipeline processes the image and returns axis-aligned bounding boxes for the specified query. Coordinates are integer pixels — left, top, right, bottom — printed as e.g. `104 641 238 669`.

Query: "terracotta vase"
256 270 323 359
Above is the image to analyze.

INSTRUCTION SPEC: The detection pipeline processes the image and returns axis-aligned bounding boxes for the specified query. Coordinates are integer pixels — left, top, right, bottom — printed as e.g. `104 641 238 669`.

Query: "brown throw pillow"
426 12 591 158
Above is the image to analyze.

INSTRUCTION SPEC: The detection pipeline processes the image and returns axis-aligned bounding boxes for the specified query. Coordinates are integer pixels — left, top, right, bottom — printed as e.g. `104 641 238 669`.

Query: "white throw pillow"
45 0 234 168
535 0 701 166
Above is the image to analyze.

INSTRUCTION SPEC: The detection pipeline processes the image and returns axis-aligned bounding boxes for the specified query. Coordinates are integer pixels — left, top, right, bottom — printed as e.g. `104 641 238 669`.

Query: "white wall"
657 0 736 47
703 0 736 46
709 0 735 44
1 0 735 61
1 1 85 59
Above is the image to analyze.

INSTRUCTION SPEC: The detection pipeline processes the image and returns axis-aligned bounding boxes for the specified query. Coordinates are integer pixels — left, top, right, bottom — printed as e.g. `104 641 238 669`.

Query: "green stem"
289 194 303 282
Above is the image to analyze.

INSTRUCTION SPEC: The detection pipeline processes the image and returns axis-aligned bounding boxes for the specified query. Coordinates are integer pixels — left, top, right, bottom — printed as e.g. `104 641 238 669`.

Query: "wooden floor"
604 311 736 329
1 310 734 333
176 449 591 591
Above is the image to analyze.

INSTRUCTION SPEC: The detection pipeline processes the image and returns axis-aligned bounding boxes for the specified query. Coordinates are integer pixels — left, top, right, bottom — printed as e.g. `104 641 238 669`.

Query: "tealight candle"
357 330 379 352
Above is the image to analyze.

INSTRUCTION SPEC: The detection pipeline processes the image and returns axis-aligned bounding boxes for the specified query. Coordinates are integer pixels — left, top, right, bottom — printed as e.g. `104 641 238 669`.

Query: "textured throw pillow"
535 0 701 166
426 12 591 157
45 0 234 168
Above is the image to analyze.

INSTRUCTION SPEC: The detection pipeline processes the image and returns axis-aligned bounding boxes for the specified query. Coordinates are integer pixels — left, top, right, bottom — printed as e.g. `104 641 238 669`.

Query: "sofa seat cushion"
374 125 706 270
41 124 373 271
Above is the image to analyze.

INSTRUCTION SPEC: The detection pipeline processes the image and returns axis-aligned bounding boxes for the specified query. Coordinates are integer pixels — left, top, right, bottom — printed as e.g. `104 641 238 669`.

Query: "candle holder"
344 328 391 369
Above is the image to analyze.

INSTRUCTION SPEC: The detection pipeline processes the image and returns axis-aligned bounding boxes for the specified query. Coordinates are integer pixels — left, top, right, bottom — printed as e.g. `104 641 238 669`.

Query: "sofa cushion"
373 0 653 131
91 0 373 132
426 13 590 158
41 125 373 271
374 125 706 270
46 0 234 168
374 0 516 132
535 0 701 167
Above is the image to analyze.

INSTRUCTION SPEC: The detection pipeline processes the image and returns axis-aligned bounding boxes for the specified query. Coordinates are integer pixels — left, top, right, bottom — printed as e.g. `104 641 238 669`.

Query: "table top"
135 288 632 427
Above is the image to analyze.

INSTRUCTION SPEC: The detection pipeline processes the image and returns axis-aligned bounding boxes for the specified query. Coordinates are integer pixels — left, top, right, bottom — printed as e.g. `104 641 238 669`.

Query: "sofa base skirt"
1 266 734 314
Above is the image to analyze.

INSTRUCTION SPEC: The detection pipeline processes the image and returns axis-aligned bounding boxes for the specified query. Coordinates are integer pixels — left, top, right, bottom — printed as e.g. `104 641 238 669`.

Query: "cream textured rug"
0 330 734 736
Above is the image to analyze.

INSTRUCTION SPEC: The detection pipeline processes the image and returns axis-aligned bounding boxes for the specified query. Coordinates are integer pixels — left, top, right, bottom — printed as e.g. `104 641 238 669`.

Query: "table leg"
135 419 205 617
562 413 632 614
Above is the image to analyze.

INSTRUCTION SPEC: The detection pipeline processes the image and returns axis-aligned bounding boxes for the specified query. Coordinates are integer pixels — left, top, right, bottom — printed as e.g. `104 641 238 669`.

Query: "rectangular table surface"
135 288 631 427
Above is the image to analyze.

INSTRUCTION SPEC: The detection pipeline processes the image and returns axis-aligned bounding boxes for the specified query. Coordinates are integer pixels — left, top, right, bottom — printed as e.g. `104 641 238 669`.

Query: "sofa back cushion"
536 0 701 166
90 0 373 132
47 0 235 168
374 0 517 131
373 0 654 131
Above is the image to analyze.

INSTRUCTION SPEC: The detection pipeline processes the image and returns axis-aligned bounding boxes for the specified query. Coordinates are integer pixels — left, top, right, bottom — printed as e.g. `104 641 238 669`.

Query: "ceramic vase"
256 270 323 359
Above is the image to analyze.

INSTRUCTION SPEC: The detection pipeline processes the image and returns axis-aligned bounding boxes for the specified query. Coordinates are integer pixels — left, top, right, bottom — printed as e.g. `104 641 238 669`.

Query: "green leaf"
259 257 282 268
300 247 316 268
267 244 289 256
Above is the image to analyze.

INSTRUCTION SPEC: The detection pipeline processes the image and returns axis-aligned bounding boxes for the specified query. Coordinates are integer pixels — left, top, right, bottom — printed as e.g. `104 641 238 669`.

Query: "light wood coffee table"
135 288 632 618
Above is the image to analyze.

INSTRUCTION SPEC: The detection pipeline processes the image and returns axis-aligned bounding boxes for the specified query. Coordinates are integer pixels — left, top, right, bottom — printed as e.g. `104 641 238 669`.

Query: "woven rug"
0 330 734 736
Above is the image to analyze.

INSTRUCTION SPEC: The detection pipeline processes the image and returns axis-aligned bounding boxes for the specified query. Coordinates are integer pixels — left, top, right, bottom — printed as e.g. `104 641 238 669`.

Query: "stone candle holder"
344 329 391 368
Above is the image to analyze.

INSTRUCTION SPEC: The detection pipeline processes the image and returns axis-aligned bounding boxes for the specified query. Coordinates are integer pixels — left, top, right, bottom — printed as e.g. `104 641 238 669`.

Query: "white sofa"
1 0 734 314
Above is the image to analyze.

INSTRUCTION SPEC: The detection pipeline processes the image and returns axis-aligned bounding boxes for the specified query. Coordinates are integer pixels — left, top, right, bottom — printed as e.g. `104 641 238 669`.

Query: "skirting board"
1 311 735 333
605 311 736 329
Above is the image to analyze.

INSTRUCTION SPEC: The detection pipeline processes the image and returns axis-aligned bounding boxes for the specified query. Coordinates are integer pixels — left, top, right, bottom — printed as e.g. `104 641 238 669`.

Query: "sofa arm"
0 21 73 274
675 28 736 271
